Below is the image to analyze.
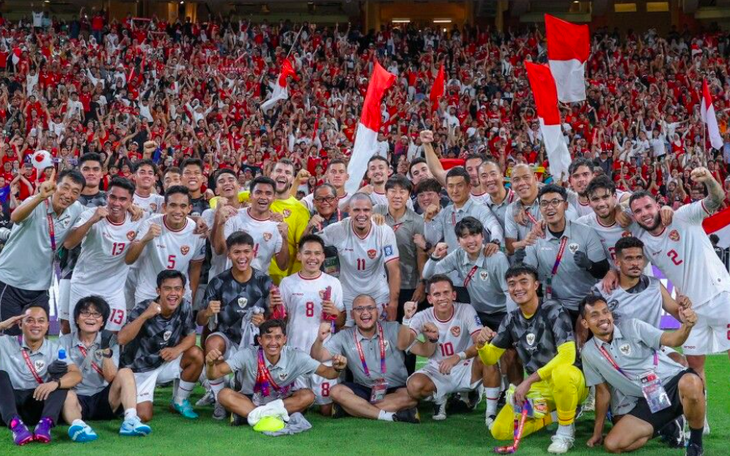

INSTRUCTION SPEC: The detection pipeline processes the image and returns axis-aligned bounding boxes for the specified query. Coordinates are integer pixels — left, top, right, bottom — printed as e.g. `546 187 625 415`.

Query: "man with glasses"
299 160 351 212
307 184 347 277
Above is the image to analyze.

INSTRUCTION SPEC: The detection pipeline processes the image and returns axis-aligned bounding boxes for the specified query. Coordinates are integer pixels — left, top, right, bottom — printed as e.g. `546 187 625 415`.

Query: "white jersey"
567 191 594 217
409 303 482 366
70 210 144 293
201 207 247 281
228 209 283 272
133 215 206 303
576 213 637 261
635 200 730 307
319 218 399 303
594 276 663 328
133 192 164 214
470 190 491 206
280 272 344 352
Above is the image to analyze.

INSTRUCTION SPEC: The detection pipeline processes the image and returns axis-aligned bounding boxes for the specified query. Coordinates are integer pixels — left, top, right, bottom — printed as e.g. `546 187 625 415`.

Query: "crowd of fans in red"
0 11 729 220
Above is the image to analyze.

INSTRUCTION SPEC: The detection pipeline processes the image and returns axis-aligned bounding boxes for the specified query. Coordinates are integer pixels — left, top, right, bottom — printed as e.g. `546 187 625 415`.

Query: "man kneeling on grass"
60 296 150 442
205 319 346 425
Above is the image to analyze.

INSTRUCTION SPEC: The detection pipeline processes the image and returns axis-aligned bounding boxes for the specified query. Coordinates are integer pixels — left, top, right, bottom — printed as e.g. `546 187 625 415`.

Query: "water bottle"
48 349 69 381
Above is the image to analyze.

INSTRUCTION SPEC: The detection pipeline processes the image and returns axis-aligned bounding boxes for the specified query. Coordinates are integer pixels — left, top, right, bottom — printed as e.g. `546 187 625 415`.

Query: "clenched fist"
476 327 496 347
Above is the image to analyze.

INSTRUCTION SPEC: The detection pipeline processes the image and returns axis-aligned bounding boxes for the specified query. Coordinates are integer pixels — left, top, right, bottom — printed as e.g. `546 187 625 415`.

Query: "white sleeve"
463 305 483 336
676 200 713 225
73 208 97 229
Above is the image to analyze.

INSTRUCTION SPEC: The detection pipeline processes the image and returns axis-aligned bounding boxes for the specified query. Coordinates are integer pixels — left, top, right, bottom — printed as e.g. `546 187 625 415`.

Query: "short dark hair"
156 269 187 288
414 178 442 195
259 319 287 336
58 169 87 189
368 155 389 167
79 153 102 168
578 294 608 318
628 190 656 209
164 185 190 203
385 174 413 194
569 158 594 176
614 236 644 257
454 216 483 239
226 231 255 250
313 183 337 197
586 175 616 198
73 296 111 330
274 158 296 173
446 166 470 185
298 233 325 251
181 158 204 173
250 176 276 193
505 264 539 282
21 303 49 318
134 159 158 175
326 158 347 171
409 157 428 173
464 153 486 165
108 176 136 197
214 168 237 182
710 234 720 244
426 274 454 293
480 158 502 173
164 166 181 178
537 183 567 201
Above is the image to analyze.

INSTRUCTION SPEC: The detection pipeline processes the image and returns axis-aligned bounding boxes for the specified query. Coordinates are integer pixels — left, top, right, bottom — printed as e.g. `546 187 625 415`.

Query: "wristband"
457 351 467 361
430 254 442 262
402 317 412 326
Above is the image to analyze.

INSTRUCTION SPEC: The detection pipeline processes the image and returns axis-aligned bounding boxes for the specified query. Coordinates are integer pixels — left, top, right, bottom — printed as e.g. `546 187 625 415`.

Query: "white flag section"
261 59 297 112
545 14 590 103
345 62 396 195
701 79 724 150
539 118 571 181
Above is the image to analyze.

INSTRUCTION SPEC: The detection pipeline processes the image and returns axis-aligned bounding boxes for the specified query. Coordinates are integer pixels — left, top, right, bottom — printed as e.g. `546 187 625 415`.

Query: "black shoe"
659 417 686 448
685 442 704 456
465 389 481 410
497 389 507 409
331 403 347 419
446 394 471 414
393 407 421 424
230 413 246 427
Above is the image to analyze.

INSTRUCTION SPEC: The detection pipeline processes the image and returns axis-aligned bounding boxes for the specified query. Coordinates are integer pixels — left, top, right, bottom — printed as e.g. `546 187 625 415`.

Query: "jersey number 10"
439 342 454 357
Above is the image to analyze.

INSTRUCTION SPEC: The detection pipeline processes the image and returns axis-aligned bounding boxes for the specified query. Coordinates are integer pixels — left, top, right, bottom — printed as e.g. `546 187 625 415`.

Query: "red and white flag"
701 79 724 150
545 14 590 103
261 59 297 112
704 207 730 248
429 65 445 112
345 62 396 195
525 61 571 181
11 47 20 66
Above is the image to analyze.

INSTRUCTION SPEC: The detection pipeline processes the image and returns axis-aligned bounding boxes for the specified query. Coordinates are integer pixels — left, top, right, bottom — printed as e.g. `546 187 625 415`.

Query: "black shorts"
627 369 700 435
79 384 122 421
340 381 403 404
477 311 507 332
0 280 49 336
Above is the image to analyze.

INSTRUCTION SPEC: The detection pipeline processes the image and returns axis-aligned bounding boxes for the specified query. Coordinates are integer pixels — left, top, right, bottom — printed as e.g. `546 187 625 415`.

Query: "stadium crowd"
0 9 728 456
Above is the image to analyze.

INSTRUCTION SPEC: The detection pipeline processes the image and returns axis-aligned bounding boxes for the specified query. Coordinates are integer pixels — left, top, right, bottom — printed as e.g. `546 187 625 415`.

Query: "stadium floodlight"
433 19 452 23
392 18 411 23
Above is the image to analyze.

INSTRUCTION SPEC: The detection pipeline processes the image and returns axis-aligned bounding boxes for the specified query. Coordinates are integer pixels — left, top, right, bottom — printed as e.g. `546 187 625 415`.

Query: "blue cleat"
120 415 152 436
68 422 98 443
172 399 198 419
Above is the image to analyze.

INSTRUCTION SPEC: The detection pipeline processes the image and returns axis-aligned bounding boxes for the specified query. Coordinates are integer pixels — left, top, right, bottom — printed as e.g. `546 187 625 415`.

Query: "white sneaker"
213 402 227 420
196 390 215 407
548 434 575 454
432 401 447 421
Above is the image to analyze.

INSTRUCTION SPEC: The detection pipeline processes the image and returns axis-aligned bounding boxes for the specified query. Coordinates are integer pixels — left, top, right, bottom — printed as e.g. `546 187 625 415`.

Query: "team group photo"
0 1 729 455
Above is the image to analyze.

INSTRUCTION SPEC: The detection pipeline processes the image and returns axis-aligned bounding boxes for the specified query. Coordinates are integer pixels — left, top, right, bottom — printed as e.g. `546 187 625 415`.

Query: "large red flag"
545 14 590 103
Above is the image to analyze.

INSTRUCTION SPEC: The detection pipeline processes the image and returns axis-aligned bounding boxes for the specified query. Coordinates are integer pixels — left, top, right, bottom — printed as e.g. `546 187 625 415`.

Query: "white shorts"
344 292 389 327
682 292 730 356
69 285 127 332
293 371 338 405
57 279 72 321
410 359 480 402
134 356 182 404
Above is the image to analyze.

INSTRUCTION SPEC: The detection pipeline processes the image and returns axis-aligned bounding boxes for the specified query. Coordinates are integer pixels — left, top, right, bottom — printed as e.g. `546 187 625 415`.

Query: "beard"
636 213 661 232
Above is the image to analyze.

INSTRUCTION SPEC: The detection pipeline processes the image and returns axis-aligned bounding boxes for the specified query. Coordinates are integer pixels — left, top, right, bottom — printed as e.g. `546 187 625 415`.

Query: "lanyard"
392 222 403 233
545 236 568 299
78 345 104 377
21 349 44 384
354 323 386 377
253 348 290 397
596 341 658 380
44 200 57 253
463 265 479 288
524 208 539 226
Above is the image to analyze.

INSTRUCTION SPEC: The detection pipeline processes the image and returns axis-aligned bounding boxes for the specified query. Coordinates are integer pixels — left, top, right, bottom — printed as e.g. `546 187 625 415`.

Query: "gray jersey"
523 220 606 311
0 335 62 389
425 197 504 250
481 189 517 231
593 275 663 328
581 319 685 415
324 321 407 388
227 346 320 395
0 198 84 290
373 204 424 289
423 250 515 314
59 332 120 397
504 198 578 244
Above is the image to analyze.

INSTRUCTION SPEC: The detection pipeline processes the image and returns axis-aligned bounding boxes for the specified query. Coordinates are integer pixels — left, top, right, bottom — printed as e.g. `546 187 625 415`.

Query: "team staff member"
60 296 150 441
118 270 204 422
0 305 82 445
310 295 434 424
0 170 86 334
307 183 347 277
478 159 516 230
580 296 705 456
205 319 346 423
477 264 588 454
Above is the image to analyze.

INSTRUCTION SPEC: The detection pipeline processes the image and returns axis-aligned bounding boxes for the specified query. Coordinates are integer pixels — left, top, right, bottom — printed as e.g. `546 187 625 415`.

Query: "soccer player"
197 231 274 418
311 294 434 424
580 296 705 456
0 305 82 445
280 234 345 414
520 184 608 322
132 159 164 214
299 159 351 211
57 154 108 335
311 192 400 324
205 319 346 422
363 155 392 207
125 185 206 306
422 217 516 423
60 296 150 441
568 158 631 219
477 264 588 454
180 158 209 218
0 170 86 334
64 177 144 331
118 270 204 422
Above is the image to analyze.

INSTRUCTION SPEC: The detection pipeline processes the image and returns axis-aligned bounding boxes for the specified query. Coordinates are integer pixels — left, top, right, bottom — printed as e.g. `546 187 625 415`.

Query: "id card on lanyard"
354 323 388 403
545 237 568 300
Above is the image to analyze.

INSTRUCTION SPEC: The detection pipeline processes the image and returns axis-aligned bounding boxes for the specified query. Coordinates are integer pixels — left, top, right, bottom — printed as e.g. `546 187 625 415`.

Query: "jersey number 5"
667 249 683 266
167 255 177 269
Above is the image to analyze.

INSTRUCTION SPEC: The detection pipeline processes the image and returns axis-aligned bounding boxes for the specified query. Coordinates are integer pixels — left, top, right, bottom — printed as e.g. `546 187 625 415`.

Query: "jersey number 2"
667 249 683 266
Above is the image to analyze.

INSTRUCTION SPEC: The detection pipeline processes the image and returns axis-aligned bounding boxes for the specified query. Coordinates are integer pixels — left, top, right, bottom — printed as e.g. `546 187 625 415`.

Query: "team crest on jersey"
526 333 535 346
278 372 288 381
181 245 190 255
238 298 248 308
451 326 461 337
479 270 489 281
608 299 619 311
34 359 46 372
263 232 272 242
282 209 291 218
669 230 680 242
383 340 390 351
568 243 579 254
163 330 172 342
127 231 136 241
150 203 158 212
621 231 632 238
367 249 377 259
619 344 631 356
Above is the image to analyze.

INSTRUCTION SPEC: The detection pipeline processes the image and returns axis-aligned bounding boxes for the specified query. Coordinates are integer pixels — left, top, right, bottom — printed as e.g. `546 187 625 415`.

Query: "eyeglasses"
539 198 565 208
314 196 336 203
80 311 102 319
352 305 378 313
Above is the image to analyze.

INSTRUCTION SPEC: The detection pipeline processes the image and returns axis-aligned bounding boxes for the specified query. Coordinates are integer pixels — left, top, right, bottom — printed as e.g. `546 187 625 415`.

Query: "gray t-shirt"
373 204 424 289
59 332 120 397
0 335 63 389
227 346 320 395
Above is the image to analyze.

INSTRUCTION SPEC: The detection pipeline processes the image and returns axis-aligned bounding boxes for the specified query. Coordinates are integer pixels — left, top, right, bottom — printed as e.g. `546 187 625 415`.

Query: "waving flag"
701 80 724 150
525 61 571 181
545 14 590 103
345 62 396 195
429 65 445 112
261 59 298 112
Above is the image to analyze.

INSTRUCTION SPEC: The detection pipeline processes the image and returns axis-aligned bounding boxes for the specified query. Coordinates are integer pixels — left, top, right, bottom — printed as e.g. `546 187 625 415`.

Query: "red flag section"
278 59 298 87
525 62 560 125
545 14 590 62
359 61 396 131
429 65 445 112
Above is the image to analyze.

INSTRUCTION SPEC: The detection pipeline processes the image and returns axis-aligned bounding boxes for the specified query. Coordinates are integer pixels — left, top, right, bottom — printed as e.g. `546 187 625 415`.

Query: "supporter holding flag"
701 80 724 151
261 59 297 113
